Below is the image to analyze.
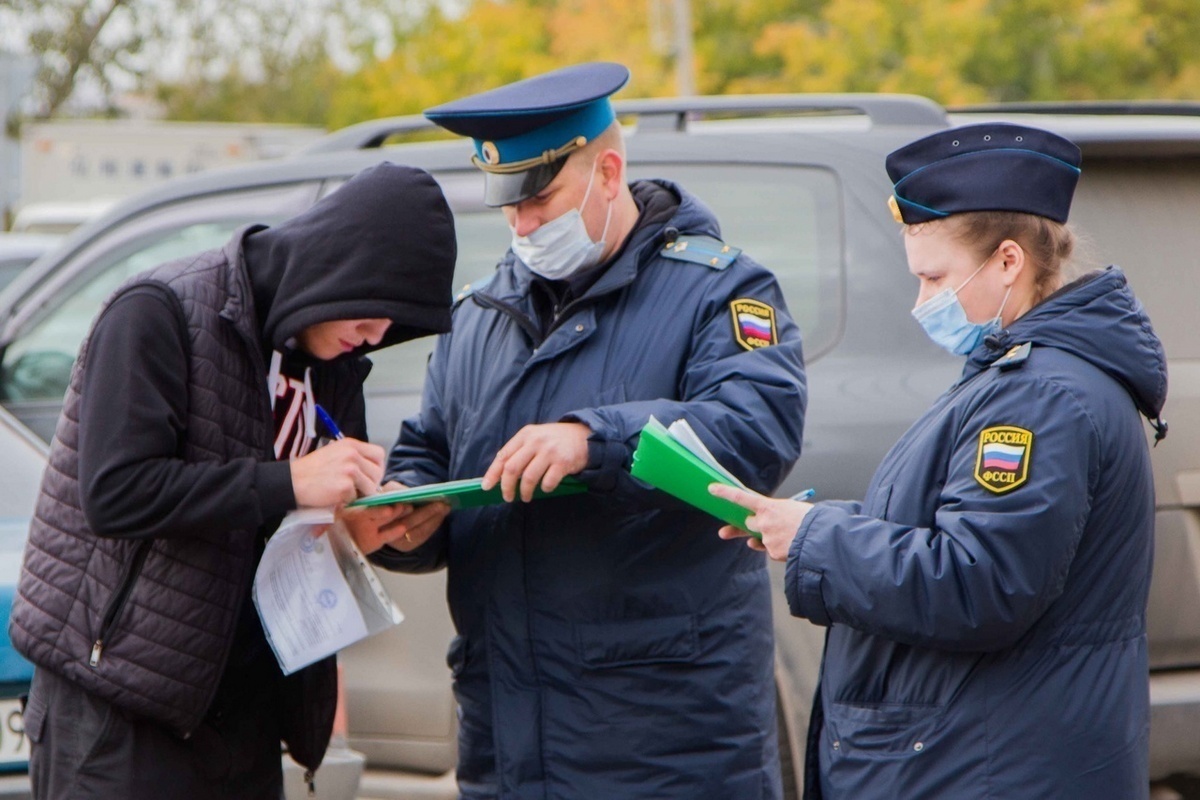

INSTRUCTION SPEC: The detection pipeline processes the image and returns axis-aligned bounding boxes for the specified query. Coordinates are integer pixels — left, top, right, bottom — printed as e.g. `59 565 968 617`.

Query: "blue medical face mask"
510 156 613 280
911 255 1012 356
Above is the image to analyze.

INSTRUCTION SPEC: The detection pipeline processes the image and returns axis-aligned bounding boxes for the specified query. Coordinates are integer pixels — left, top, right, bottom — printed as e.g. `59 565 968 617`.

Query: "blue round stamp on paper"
317 589 337 610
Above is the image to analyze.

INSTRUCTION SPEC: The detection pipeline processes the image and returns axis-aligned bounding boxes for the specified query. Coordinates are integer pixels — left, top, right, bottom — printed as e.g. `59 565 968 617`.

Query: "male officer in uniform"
347 63 807 799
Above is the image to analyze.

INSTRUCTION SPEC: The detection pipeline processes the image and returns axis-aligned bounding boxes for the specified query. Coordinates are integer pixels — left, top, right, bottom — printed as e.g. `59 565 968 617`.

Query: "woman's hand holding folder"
709 484 816 562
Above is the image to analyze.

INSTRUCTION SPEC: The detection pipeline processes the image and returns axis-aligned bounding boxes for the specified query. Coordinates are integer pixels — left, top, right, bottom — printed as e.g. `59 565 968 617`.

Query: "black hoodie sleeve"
77 286 295 540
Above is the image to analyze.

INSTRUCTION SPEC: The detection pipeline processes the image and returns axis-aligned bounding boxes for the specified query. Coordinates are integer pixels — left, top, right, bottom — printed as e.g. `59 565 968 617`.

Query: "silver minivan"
0 95 1196 799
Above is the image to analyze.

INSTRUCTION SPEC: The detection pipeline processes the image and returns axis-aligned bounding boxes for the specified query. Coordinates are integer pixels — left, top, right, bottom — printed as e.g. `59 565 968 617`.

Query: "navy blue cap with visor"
885 123 1082 225
424 62 630 206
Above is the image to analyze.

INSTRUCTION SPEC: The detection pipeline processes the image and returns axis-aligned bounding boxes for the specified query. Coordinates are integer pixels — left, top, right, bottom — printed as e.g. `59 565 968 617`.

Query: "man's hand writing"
290 438 385 507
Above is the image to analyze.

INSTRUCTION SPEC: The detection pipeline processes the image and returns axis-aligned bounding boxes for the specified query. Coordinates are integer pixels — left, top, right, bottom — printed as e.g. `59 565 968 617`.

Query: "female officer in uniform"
712 123 1168 799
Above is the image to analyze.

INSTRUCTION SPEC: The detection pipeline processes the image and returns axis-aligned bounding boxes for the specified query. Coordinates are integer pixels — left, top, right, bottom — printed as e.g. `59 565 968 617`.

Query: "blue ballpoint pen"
790 488 816 502
314 404 344 441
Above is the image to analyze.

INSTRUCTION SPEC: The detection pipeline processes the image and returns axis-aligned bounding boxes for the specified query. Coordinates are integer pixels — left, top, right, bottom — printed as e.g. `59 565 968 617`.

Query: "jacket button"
575 324 584 332
913 742 924 752
832 740 840 750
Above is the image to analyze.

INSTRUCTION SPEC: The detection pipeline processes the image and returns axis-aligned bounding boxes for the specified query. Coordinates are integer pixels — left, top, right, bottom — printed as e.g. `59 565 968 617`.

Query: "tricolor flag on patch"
974 425 1034 493
981 442 1024 471
730 298 777 350
739 313 773 341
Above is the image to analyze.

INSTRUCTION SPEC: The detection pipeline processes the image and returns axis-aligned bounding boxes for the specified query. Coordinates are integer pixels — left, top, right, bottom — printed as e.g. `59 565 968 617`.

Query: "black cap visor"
483 157 569 207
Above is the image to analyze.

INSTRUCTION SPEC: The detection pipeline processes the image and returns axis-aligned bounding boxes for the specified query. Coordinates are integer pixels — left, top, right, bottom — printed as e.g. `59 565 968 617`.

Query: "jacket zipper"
90 540 152 667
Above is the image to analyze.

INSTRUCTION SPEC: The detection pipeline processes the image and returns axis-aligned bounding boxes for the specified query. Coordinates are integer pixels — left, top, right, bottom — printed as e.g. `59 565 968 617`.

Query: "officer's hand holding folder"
631 417 813 538
630 417 758 529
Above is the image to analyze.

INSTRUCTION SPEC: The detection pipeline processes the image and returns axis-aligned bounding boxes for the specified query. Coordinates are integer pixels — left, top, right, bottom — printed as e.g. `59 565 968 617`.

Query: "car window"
1069 158 1200 359
0 182 320 439
0 222 245 404
632 163 844 359
0 259 32 292
363 163 844 398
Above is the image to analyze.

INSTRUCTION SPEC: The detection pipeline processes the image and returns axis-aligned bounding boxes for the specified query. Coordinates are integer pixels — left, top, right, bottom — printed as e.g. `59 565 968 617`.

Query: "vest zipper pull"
90 640 104 667
304 769 315 797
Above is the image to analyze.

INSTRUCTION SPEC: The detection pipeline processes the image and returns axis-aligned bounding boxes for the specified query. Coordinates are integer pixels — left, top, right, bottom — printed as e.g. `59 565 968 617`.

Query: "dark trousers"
25 668 284 800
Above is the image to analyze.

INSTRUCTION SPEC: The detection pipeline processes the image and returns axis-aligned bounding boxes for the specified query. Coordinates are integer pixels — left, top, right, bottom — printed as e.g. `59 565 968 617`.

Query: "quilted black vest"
10 233 336 765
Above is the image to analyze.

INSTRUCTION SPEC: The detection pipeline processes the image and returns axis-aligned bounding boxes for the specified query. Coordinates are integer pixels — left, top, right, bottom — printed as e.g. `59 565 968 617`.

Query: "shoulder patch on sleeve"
454 274 496 306
974 425 1034 493
660 234 741 270
991 342 1032 371
730 298 778 350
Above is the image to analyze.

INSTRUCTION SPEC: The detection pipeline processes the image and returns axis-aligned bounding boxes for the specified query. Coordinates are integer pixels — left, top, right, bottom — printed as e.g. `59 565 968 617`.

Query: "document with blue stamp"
253 509 403 675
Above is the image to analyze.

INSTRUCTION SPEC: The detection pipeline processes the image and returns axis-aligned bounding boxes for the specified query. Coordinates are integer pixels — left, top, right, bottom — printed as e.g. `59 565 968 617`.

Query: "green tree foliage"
11 0 1200 126
0 0 164 118
155 41 343 125
748 0 1200 103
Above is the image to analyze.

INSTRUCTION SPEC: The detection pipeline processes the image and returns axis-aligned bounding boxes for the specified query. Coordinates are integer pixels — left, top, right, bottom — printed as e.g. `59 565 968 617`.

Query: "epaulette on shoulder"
453 274 496 306
992 341 1032 371
659 234 741 270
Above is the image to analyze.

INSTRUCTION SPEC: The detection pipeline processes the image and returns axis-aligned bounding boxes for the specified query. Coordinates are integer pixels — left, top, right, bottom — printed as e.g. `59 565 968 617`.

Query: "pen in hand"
314 404 344 441
790 488 816 502
313 404 384 500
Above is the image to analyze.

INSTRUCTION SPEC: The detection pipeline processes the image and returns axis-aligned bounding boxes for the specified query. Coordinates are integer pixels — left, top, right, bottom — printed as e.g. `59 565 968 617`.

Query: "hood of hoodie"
243 161 457 355
966 266 1168 432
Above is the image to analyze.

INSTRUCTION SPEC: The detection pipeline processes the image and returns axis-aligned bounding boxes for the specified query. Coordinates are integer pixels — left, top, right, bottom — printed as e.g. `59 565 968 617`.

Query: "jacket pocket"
22 677 48 745
575 614 698 669
90 540 152 667
825 700 944 758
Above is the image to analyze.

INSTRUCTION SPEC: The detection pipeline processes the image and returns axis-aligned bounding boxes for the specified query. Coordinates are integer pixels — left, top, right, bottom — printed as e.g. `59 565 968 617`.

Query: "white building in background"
0 52 38 229
14 119 324 232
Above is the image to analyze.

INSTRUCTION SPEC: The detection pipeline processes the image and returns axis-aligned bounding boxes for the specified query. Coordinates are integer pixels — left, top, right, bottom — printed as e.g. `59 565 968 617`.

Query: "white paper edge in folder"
666 418 749 490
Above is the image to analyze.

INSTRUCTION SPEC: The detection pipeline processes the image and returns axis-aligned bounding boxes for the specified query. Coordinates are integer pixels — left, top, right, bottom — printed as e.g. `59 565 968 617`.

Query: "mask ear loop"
598 195 614 244
579 154 613 245
578 155 600 211
954 251 995 295
994 284 1014 327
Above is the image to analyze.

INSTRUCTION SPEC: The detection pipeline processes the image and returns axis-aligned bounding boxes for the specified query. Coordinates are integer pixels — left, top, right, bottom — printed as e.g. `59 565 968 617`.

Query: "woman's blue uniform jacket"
377 181 807 799
787 268 1167 799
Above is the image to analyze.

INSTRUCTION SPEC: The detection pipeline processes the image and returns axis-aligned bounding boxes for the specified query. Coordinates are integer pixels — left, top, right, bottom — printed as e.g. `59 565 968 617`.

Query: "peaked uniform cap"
424 62 630 206
886 123 1082 225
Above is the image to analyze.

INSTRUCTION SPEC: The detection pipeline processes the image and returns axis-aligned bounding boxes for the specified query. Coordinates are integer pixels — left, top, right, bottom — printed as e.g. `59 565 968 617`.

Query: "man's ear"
599 149 624 198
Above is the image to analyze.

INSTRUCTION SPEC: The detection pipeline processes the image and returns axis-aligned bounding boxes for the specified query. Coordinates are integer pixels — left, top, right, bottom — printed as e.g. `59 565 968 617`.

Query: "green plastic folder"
346 477 587 509
630 418 756 534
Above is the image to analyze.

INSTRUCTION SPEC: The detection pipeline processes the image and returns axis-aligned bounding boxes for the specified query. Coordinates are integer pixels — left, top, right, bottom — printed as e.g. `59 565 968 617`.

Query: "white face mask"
510 157 613 280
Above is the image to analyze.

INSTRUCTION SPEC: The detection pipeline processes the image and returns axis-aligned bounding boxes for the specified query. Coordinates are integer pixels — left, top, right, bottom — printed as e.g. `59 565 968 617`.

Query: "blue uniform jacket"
378 181 807 799
786 268 1166 799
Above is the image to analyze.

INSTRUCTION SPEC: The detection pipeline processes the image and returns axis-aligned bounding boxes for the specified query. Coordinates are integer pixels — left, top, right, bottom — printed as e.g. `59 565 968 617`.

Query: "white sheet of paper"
254 509 369 675
666 418 748 489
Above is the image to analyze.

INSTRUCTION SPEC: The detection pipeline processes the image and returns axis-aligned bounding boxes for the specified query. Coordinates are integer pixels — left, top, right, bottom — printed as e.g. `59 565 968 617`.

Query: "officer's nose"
914 282 939 309
506 205 542 238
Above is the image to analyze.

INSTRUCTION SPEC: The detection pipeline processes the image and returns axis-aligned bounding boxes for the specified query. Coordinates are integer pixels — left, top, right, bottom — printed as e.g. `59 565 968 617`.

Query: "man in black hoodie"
10 162 457 800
